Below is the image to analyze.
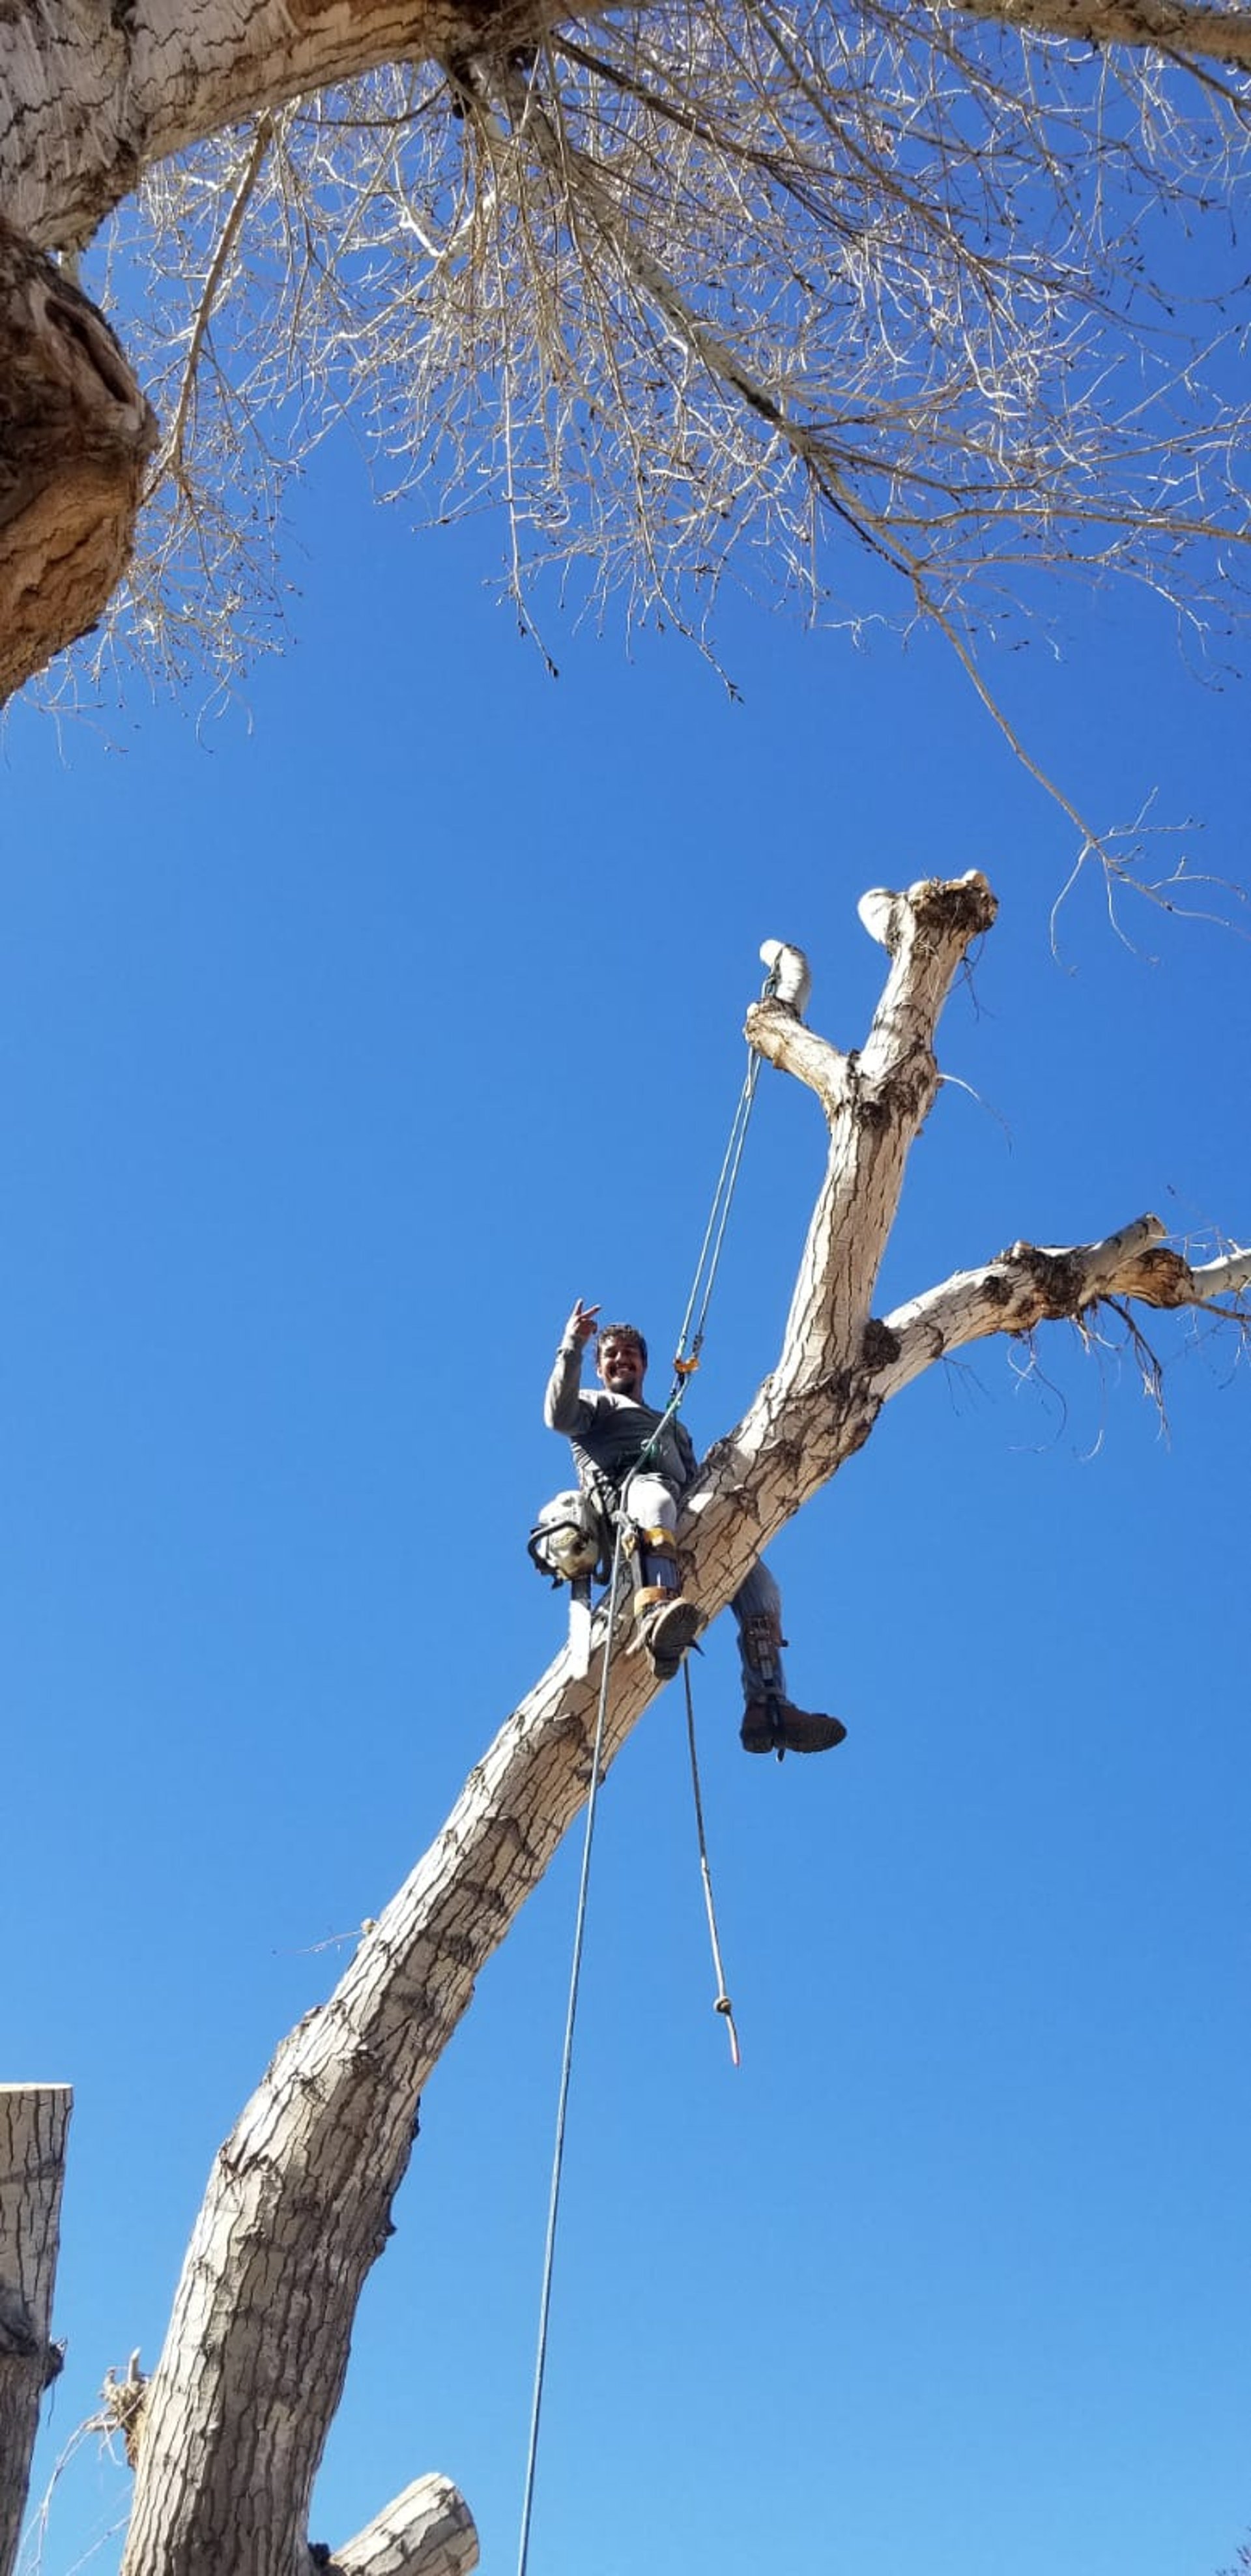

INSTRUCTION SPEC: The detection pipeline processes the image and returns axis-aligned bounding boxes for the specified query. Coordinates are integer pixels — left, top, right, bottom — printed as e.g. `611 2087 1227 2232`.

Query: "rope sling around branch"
516 955 781 2576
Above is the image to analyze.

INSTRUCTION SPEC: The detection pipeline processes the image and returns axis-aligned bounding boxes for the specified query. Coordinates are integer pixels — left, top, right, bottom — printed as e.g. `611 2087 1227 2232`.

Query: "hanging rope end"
713 1995 741 2068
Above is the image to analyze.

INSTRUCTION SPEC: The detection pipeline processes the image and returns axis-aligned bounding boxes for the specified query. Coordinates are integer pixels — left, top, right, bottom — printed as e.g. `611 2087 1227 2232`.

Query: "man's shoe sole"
645 1599 703 1672
782 1711 847 1754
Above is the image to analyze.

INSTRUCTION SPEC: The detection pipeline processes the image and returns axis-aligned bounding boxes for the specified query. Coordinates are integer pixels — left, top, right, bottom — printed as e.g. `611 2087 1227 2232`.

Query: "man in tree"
545 1300 846 1756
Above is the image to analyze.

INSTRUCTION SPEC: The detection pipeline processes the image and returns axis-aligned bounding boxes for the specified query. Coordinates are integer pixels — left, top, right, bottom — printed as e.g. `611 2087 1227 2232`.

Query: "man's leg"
622 1473 680 1595
732 1558 845 1757
622 1472 702 1679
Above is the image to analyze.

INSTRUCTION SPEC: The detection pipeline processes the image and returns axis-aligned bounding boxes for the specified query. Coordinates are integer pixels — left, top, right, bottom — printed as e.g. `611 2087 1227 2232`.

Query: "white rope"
682 1660 740 2068
517 961 775 2566
667 957 778 1392
515 1518 628 2576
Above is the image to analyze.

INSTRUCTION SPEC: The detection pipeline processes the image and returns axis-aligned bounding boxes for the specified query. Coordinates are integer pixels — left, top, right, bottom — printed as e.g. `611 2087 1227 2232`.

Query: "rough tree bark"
946 0 1251 51
6 0 1249 261
0 2085 71 2576
70 877 1241 2576
332 2478 479 2576
0 218 156 706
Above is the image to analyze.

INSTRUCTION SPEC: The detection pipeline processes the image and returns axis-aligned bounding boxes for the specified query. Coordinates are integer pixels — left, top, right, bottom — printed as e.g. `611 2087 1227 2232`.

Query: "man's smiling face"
597 1332 646 1400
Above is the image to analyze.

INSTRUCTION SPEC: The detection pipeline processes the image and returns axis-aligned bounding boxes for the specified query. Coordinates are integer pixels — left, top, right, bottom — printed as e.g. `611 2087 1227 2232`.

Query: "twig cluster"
56 0 1251 774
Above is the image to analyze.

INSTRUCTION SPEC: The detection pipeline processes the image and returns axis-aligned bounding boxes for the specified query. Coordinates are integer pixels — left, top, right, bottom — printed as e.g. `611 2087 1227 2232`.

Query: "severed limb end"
328 2472 479 2576
857 873 996 957
857 888 902 951
758 940 812 1017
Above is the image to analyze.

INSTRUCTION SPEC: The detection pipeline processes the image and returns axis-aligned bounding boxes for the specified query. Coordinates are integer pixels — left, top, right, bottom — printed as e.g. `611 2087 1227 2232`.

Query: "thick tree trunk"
0 2086 72 2576
0 220 156 706
114 880 1250 2576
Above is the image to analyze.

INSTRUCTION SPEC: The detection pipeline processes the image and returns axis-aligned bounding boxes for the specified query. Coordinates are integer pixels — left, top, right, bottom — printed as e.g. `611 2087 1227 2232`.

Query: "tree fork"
113 881 1246 2576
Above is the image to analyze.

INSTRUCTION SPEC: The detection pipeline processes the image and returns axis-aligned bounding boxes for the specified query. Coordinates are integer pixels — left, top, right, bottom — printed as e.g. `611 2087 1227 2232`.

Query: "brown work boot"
741 1697 846 1757
635 1595 704 1680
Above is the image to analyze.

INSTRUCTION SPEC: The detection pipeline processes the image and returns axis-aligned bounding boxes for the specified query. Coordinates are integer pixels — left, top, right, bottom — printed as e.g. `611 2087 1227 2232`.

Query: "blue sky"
2 433 1249 2576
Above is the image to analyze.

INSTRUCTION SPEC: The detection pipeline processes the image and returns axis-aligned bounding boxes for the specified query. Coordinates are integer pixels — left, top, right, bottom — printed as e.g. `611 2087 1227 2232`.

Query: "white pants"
622 1472 788 1707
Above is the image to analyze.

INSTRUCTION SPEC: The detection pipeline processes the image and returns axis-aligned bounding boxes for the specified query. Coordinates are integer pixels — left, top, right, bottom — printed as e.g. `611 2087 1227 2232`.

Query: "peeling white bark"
113 878 1246 2576
0 2086 72 2576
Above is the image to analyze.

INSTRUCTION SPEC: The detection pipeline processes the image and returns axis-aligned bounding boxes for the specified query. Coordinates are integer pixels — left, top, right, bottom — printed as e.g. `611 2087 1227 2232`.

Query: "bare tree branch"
330 2474 478 2576
149 115 276 502
5 0 1251 743
111 876 1246 2576
945 0 1251 67
870 1215 1251 1402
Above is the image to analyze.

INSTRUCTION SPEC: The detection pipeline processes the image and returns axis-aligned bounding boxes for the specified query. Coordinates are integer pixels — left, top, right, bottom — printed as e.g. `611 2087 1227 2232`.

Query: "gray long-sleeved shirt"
544 1338 697 1497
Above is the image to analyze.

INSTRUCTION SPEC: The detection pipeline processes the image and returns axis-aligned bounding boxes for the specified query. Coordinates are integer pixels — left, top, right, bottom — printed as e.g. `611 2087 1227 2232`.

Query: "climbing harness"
517 953 785 2576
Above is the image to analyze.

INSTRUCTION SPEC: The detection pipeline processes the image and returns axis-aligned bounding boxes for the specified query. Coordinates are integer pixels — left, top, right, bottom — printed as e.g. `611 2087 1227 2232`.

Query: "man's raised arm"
543 1298 599 1433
